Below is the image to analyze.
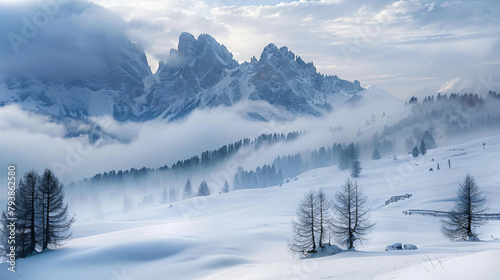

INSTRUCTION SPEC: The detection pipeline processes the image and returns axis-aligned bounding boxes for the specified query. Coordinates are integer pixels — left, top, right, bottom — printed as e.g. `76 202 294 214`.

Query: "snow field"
1 135 500 279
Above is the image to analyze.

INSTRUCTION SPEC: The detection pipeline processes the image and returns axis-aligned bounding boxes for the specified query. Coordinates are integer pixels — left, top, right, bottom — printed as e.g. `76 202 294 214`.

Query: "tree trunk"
30 189 36 252
44 191 50 250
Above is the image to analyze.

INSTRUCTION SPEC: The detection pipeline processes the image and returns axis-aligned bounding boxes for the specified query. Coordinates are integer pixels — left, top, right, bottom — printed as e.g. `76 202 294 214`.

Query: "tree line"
160 141 363 204
234 142 363 191
382 92 500 144
72 131 305 188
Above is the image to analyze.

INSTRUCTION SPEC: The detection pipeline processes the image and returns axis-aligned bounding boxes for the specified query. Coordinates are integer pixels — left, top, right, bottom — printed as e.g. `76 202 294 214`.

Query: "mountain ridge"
0 26 386 124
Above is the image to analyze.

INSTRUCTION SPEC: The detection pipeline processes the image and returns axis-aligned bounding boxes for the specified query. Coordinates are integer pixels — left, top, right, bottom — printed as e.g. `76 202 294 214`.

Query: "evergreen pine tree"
159 188 168 204
196 181 211 196
39 169 74 249
277 169 284 184
1 182 31 259
169 188 178 202
222 180 230 193
182 180 193 199
351 160 362 178
411 146 419 157
422 131 437 149
16 171 40 256
420 140 427 155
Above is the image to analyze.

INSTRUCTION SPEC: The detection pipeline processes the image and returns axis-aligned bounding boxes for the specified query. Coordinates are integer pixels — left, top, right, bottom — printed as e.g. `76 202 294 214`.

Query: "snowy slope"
1 134 500 279
437 76 498 95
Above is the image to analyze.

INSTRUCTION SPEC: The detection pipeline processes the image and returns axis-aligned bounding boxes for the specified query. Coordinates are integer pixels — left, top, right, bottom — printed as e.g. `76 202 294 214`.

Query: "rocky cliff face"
1 30 369 124
147 33 364 121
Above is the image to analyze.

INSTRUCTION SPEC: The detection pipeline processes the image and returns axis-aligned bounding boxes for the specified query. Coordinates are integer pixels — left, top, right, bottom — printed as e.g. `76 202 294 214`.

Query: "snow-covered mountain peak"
437 76 499 95
170 32 238 69
259 43 293 61
257 43 314 71
0 29 384 125
438 77 476 94
177 32 198 57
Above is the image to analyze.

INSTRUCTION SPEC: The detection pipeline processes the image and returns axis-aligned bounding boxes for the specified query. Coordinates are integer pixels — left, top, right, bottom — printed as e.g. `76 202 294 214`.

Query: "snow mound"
404 244 418 250
386 243 403 250
309 244 343 258
386 243 418 251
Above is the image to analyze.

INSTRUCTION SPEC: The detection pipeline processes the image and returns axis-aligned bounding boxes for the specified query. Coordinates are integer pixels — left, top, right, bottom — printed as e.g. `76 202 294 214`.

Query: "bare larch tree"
441 174 488 241
332 179 374 250
315 189 333 250
288 190 317 256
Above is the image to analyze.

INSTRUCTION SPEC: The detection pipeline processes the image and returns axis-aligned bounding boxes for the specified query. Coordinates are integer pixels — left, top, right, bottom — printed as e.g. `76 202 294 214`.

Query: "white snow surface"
437 76 498 95
1 135 500 279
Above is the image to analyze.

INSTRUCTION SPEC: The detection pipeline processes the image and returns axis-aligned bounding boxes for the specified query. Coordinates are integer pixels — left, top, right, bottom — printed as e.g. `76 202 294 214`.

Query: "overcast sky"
80 0 500 97
0 0 499 97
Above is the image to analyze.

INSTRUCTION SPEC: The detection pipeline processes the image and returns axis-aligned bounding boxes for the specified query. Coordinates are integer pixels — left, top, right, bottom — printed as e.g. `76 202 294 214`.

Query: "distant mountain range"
0 29 394 124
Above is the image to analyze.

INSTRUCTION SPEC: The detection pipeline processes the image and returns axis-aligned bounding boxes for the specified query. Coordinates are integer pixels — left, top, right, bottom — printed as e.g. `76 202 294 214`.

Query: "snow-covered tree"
182 179 193 199
372 148 381 160
441 174 488 241
422 131 437 149
222 180 230 193
332 179 374 250
411 146 419 157
159 188 168 204
288 190 318 256
196 180 211 197
420 140 427 155
351 160 362 178
316 189 333 249
169 188 178 202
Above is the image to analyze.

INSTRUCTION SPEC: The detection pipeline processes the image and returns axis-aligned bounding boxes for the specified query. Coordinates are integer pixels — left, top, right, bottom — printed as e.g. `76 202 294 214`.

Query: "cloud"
1 0 499 98
0 0 143 82
0 104 284 184
0 94 401 190
0 104 65 136
74 0 499 98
